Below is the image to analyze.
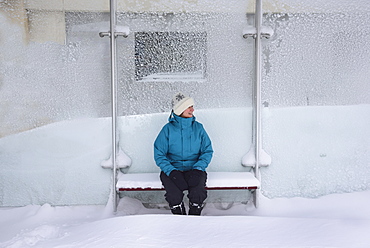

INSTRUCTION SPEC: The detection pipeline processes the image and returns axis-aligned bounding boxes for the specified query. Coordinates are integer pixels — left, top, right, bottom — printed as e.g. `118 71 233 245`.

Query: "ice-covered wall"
1 0 370 206
1 1 255 206
113 10 253 115
0 11 111 137
0 105 369 206
262 12 370 107
262 105 370 198
0 2 253 138
0 118 112 206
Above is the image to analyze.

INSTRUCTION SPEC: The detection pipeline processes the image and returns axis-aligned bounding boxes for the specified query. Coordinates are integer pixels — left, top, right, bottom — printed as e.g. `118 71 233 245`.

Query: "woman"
154 92 213 215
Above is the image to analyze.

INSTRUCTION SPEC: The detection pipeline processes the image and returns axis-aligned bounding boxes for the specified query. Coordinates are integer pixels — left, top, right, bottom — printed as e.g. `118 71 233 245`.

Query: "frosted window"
134 31 207 82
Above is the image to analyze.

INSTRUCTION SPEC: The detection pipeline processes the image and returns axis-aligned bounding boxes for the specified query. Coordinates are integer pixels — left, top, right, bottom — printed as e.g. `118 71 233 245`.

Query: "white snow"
116 171 260 190
101 148 132 169
261 26 274 37
204 172 260 188
1 190 370 248
242 25 274 39
242 25 257 38
115 25 130 36
137 71 206 82
117 172 164 189
242 146 272 167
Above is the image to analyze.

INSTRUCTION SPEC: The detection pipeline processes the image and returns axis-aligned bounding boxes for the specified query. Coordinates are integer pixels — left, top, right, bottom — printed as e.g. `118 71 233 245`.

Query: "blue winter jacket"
154 113 213 176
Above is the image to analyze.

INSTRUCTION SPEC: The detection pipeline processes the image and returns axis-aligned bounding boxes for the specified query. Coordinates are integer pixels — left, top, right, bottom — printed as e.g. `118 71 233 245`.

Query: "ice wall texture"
0 118 113 206
0 106 368 206
262 4 370 106
113 10 252 116
1 0 370 206
0 5 252 138
262 105 370 198
0 11 111 137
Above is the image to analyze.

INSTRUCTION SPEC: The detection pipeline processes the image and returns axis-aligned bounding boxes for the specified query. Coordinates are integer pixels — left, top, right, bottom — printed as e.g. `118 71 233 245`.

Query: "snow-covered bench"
100 110 270 208
116 171 260 191
106 151 263 207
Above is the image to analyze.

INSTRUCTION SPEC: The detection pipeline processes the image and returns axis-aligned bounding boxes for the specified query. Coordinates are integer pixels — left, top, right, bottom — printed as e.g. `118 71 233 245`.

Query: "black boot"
170 202 186 215
189 202 203 216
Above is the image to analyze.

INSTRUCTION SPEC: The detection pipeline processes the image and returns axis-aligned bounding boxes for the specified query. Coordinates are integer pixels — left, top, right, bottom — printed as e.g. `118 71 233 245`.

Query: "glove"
169 170 188 191
187 169 205 187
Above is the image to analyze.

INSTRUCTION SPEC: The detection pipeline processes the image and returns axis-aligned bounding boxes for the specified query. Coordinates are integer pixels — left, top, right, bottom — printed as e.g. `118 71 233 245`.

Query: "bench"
117 171 260 191
116 171 261 207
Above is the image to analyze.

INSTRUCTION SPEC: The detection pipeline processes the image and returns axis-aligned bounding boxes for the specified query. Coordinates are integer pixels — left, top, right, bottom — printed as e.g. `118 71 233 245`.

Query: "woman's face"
180 106 194 118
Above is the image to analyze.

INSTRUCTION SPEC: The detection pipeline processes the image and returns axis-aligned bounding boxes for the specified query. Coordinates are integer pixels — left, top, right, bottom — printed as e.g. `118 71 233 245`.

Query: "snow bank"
1 190 370 248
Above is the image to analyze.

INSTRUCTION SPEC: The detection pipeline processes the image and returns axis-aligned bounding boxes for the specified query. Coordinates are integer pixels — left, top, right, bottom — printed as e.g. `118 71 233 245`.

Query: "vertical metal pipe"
109 0 118 212
254 0 262 180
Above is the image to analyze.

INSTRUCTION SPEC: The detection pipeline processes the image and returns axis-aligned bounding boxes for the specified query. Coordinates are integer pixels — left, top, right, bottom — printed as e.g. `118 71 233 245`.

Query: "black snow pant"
160 170 207 207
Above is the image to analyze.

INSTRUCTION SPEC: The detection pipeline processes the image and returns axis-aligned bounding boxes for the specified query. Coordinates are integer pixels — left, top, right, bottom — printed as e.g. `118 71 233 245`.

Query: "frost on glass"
262 10 370 106
134 31 207 82
0 6 113 206
1 0 370 206
0 9 110 137
115 10 252 116
259 1 370 198
113 4 254 204
1 1 254 206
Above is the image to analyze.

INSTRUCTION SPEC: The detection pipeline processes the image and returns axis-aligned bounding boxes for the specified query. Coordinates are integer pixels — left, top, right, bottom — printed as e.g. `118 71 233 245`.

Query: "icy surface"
1 190 370 248
263 11 370 106
0 118 112 206
262 104 370 198
0 10 252 136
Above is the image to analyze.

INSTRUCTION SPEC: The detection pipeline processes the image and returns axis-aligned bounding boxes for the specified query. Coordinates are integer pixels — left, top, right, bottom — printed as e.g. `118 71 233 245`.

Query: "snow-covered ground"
1 190 370 248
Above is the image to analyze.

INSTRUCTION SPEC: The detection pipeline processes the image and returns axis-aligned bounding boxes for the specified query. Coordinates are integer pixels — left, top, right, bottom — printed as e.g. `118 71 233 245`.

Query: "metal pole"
109 0 118 212
254 0 262 181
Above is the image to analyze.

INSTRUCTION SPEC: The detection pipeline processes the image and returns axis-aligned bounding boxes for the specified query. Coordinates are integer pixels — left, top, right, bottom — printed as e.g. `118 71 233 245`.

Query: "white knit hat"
172 92 194 116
